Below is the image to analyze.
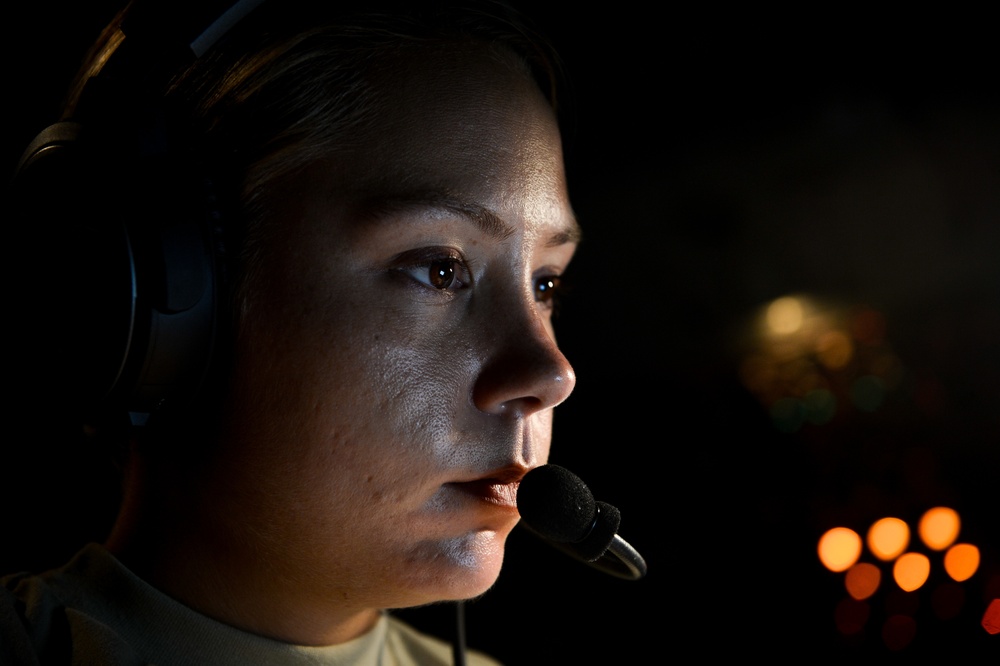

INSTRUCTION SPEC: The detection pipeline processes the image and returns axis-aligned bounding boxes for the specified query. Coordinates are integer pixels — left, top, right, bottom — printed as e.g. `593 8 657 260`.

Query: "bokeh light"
815 330 853 369
819 527 862 572
845 562 881 600
738 295 905 433
919 507 960 551
867 517 909 561
943 543 979 582
893 552 931 592
818 507 992 651
983 599 1000 635
766 296 805 334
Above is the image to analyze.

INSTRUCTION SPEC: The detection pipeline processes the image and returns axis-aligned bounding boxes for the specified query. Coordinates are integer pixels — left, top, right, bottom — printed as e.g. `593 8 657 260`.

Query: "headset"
12 0 268 428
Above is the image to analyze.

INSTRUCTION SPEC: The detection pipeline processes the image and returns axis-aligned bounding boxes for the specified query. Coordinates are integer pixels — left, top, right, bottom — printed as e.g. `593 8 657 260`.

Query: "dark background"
5 1 999 662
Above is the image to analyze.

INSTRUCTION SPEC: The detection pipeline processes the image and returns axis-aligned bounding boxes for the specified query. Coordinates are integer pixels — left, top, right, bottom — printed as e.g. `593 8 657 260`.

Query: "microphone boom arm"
516 465 648 582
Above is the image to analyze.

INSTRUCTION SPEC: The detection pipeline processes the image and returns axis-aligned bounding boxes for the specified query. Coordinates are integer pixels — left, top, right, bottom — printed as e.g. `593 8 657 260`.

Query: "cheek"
369 341 466 440
235 299 476 481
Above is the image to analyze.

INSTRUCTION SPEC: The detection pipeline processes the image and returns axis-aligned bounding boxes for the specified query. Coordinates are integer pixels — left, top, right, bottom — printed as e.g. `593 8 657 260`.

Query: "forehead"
252 40 580 263
339 43 573 216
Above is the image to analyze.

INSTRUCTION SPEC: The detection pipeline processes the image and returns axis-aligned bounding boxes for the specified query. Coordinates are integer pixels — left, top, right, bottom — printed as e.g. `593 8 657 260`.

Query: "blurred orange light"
943 543 980 582
918 506 960 550
845 562 881 600
766 296 804 335
819 527 862 572
815 330 853 369
867 517 909 561
893 552 931 591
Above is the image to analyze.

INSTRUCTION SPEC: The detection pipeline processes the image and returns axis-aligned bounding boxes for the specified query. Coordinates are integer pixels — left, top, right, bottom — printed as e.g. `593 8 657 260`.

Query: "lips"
448 478 520 508
446 465 529 510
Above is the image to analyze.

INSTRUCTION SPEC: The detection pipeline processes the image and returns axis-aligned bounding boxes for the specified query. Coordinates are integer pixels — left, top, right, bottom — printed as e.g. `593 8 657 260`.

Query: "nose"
472 307 576 416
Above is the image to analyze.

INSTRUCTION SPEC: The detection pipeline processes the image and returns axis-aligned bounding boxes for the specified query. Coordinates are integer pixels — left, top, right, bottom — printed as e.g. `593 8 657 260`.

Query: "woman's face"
211 46 578 623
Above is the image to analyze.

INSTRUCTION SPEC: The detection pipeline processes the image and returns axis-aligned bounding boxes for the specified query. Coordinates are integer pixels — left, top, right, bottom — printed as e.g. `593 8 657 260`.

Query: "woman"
2 0 579 663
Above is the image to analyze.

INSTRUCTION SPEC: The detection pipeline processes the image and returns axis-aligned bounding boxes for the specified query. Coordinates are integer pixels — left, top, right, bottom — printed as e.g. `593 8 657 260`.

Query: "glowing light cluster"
817 506 988 651
738 295 903 433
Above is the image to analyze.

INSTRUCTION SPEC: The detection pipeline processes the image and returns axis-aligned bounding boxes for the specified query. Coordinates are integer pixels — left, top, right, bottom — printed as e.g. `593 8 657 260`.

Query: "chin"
401 529 509 605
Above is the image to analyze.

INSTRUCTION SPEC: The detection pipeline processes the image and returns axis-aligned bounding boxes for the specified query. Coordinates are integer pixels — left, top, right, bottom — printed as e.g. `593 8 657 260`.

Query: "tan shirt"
1 544 501 665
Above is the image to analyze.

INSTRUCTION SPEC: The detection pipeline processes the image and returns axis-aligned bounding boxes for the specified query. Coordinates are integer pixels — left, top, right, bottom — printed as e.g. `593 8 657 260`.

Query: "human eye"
395 248 472 293
534 272 567 311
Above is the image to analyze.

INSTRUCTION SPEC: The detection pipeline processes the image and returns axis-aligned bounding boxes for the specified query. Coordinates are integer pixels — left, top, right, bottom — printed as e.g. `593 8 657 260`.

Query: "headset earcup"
13 121 137 416
125 150 220 423
12 120 219 425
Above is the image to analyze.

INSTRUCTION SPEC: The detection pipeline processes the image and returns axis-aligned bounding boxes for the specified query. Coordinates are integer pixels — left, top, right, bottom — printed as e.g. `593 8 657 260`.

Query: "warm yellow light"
766 297 804 335
867 517 910 561
919 506 960 550
818 527 862 572
815 329 854 369
943 543 980 582
845 562 881 600
893 552 931 591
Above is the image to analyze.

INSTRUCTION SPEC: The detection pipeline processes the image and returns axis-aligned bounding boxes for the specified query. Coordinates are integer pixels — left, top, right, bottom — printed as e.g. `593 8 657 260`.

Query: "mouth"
445 466 529 510
448 478 520 508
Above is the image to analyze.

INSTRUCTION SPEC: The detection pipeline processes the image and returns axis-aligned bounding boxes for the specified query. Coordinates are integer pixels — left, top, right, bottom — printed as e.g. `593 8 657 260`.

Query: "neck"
104 441 382 646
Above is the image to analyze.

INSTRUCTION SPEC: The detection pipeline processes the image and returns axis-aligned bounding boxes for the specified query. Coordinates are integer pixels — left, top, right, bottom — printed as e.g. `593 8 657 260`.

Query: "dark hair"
47 0 567 443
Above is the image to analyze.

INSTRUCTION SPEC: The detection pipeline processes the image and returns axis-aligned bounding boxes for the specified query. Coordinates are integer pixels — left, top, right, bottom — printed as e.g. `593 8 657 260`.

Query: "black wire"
452 600 467 666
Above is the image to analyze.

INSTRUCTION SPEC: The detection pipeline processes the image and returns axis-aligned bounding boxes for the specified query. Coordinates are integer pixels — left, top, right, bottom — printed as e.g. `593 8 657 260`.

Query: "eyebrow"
361 192 582 247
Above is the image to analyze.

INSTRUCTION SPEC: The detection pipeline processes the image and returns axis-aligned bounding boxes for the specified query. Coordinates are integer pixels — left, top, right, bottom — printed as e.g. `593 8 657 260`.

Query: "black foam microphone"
517 464 647 580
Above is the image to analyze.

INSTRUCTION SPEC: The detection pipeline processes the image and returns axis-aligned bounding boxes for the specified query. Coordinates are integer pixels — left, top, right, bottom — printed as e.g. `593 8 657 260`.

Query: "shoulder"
384 614 503 666
0 547 145 666
1 570 53 665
